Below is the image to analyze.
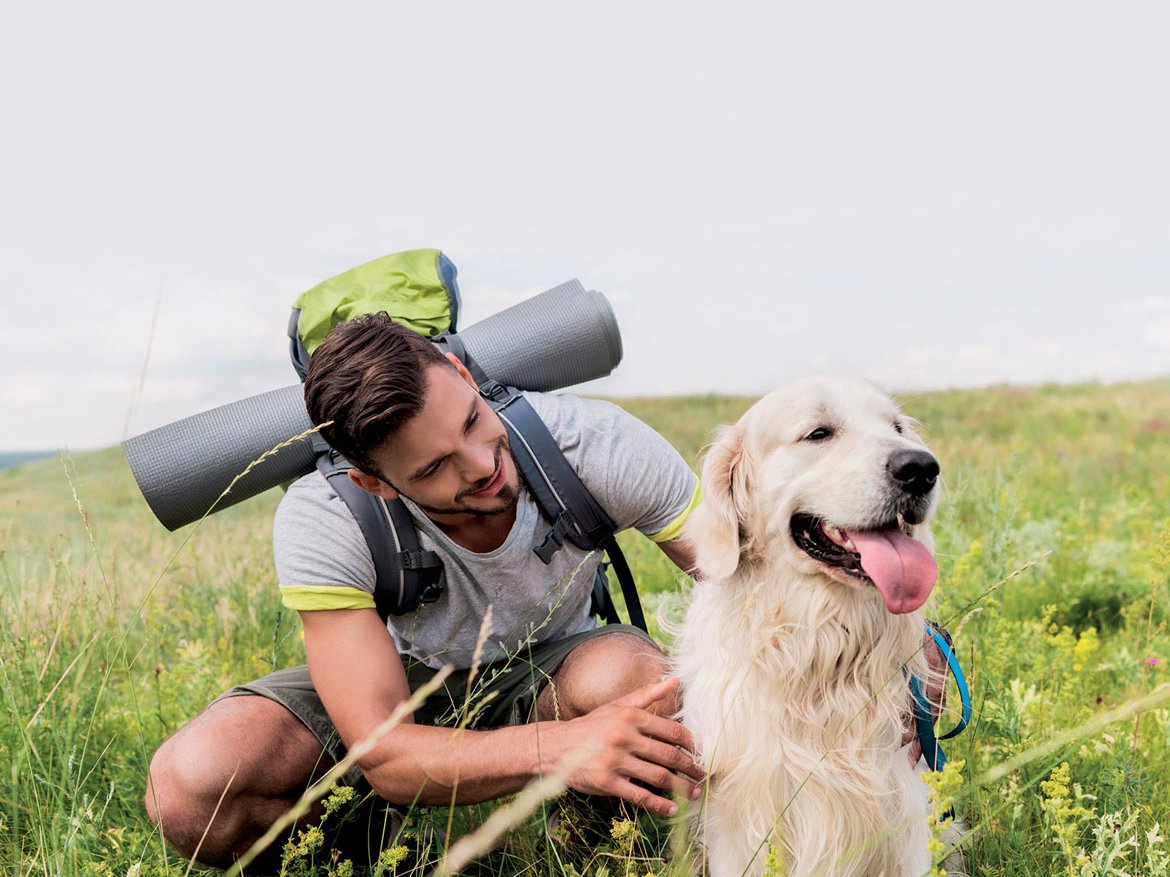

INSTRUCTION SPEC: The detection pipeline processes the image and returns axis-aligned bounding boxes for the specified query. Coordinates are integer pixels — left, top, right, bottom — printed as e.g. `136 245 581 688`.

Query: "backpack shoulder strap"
443 332 614 553
493 393 616 554
596 538 646 631
448 347 649 632
492 393 646 630
314 453 445 622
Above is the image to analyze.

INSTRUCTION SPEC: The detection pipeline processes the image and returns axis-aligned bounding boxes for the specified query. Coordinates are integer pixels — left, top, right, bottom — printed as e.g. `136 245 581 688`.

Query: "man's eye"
804 426 834 442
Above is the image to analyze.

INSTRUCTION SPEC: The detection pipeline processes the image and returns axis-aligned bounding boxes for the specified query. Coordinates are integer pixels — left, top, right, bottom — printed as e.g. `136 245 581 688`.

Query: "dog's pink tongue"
846 528 938 614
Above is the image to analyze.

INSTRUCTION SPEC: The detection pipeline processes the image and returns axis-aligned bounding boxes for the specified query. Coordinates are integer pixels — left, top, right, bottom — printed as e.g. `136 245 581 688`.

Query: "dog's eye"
804 426 834 442
893 421 904 434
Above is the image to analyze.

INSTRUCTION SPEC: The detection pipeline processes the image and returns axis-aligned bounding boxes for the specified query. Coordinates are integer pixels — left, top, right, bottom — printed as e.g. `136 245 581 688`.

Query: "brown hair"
303 313 450 477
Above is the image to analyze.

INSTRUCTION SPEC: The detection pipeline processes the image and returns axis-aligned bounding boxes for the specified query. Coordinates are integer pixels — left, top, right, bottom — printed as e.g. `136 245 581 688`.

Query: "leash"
911 623 972 773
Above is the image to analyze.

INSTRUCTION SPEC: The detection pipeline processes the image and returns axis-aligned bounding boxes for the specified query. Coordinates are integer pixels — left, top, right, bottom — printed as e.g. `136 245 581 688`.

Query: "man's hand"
552 677 705 817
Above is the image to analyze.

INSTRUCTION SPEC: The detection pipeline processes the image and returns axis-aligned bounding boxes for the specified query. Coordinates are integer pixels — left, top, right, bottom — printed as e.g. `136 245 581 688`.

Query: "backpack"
288 248 647 631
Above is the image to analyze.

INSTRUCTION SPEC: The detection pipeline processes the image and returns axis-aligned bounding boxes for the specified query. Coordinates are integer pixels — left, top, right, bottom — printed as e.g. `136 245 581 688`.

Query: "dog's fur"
676 376 952 877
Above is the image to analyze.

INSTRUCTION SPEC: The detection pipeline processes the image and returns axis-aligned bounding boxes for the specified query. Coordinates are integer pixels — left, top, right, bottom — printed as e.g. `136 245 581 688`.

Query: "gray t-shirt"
275 392 699 669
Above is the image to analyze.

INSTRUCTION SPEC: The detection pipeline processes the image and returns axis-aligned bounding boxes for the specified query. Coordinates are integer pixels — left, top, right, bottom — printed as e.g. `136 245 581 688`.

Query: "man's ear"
347 468 399 500
445 352 479 389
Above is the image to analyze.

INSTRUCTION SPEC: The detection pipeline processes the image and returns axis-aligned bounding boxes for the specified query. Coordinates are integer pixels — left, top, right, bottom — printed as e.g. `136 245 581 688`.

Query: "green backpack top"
289 248 461 380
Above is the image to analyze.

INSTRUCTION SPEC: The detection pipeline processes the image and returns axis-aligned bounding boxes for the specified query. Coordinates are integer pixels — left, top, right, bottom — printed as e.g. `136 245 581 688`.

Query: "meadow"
2 377 1169 876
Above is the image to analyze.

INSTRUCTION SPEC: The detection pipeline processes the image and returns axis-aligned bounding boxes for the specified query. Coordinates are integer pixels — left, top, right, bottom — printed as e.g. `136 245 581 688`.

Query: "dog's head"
687 376 940 615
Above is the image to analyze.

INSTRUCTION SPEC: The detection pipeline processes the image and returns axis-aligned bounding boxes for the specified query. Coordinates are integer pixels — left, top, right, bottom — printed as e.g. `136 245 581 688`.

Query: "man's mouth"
789 513 938 614
466 451 507 499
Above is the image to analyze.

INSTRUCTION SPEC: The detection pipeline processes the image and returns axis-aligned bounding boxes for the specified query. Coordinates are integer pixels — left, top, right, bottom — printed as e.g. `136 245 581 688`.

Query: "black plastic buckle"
418 572 446 605
397 549 442 571
479 379 511 404
534 513 575 564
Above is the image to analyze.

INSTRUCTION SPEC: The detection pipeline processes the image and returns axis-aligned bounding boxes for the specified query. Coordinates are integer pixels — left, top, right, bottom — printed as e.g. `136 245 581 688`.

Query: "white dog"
676 376 953 877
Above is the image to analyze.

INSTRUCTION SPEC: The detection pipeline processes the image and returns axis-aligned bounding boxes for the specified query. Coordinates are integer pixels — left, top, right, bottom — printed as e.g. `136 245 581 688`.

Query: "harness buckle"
479 379 511 404
534 512 576 564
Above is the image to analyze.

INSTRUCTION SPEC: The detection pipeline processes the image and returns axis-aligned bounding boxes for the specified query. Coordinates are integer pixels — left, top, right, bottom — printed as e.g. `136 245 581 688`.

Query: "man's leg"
145 693 334 868
536 627 672 722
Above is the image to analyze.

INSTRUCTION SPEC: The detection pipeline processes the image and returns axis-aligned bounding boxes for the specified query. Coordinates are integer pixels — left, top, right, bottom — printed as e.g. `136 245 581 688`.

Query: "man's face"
363 362 520 519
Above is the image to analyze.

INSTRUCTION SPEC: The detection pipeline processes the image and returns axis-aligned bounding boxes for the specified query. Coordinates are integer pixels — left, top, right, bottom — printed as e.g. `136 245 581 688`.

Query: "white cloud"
1144 318 1170 347
1126 295 1170 315
2 2 1170 449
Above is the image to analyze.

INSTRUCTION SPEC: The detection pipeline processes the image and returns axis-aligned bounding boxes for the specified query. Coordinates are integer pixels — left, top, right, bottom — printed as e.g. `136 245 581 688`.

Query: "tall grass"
2 378 1169 875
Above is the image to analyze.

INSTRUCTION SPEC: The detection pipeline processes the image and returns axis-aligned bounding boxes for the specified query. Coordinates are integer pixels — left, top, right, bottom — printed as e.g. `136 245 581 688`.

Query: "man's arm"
300 608 703 816
656 536 698 578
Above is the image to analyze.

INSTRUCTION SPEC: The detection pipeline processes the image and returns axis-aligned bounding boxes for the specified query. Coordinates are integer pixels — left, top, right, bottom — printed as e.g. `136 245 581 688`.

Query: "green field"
2 379 1169 876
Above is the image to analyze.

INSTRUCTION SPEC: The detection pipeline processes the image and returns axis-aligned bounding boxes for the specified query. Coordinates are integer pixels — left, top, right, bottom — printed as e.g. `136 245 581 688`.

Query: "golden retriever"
676 376 954 877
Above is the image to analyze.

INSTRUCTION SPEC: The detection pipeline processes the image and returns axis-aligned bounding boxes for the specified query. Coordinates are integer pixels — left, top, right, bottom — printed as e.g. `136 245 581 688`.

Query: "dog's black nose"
888 449 939 497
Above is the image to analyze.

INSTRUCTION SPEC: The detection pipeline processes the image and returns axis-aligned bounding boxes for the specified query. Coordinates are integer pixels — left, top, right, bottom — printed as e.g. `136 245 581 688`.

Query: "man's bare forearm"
300 610 702 815
354 680 703 817
354 721 557 804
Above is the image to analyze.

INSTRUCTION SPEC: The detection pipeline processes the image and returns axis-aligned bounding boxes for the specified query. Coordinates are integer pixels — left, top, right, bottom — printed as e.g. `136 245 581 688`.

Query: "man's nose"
459 442 497 482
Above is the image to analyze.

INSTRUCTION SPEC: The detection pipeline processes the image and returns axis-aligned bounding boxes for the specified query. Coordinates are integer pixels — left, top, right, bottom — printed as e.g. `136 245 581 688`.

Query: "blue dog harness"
911 623 972 772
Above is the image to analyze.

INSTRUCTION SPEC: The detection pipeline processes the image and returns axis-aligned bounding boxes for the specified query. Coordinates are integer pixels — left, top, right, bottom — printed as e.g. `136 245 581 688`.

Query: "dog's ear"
688 424 752 580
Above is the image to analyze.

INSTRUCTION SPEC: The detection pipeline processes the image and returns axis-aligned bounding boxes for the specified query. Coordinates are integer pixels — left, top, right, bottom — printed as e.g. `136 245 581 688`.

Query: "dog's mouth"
790 514 938 614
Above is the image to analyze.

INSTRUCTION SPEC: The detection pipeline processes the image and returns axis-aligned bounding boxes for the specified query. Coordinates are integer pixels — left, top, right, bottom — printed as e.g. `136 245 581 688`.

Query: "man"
145 313 705 867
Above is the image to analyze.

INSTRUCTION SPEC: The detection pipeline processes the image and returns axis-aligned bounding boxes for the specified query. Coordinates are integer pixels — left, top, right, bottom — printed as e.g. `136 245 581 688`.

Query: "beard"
408 439 520 518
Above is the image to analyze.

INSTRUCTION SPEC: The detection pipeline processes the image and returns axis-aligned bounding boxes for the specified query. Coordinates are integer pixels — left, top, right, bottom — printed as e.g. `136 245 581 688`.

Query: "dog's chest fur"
676 574 931 877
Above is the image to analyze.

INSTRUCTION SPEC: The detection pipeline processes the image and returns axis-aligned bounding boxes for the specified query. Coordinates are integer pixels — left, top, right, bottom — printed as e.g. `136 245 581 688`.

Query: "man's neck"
425 505 518 553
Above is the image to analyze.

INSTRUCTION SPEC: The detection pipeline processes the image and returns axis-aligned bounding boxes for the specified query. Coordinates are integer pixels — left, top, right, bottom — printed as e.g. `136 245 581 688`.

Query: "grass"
2 377 1170 875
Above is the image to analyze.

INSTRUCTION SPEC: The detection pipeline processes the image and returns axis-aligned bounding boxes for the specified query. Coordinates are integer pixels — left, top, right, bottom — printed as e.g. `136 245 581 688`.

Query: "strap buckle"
478 379 512 404
397 549 442 571
534 512 577 564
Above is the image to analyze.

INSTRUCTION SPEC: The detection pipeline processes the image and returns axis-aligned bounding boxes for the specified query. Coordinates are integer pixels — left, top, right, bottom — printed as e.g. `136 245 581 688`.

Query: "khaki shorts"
216 623 655 780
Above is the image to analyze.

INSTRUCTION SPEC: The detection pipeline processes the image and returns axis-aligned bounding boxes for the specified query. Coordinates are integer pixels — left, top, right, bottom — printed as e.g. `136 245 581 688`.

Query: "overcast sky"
2 2 1167 452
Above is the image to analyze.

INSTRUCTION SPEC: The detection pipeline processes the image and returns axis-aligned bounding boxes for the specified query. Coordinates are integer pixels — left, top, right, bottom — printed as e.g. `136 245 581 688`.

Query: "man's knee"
146 722 239 825
541 631 670 720
145 695 329 864
145 708 262 855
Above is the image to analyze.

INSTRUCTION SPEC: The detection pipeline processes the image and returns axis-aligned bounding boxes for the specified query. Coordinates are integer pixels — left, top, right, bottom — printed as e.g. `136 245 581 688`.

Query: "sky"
2 2 1168 452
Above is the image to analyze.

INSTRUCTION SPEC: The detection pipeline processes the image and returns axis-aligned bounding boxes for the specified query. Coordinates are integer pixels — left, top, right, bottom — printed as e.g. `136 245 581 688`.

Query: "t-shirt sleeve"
272 473 378 612
528 394 700 542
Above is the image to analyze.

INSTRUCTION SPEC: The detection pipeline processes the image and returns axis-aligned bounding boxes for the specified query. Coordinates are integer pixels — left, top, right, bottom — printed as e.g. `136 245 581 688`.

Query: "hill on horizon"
0 450 56 471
